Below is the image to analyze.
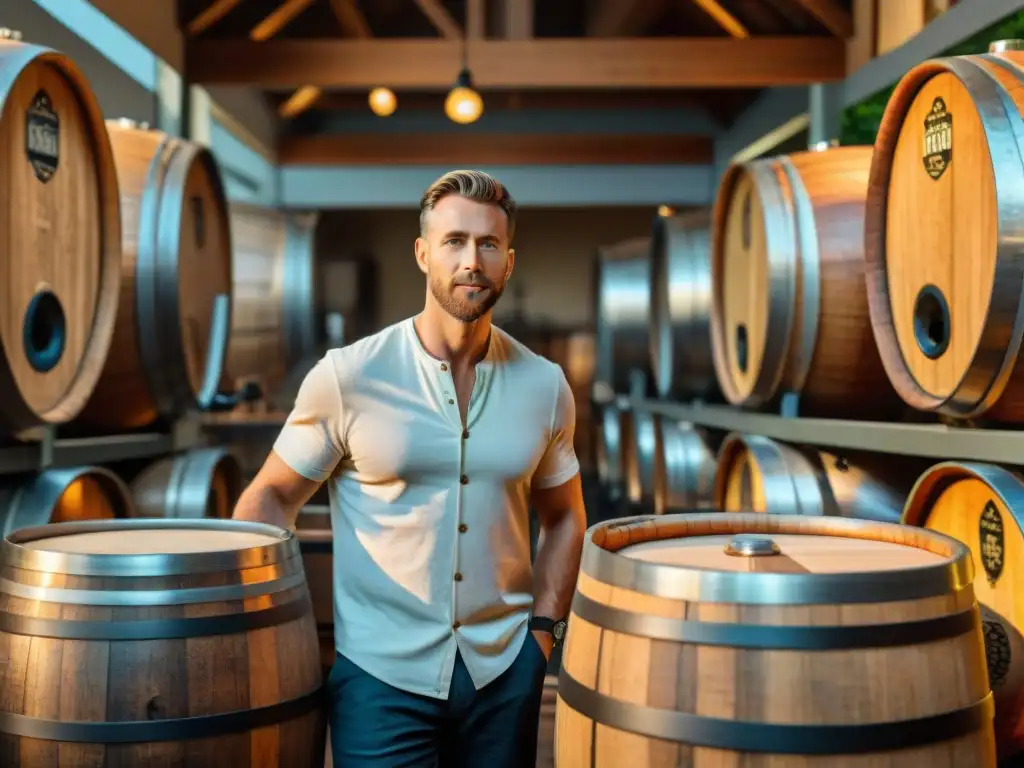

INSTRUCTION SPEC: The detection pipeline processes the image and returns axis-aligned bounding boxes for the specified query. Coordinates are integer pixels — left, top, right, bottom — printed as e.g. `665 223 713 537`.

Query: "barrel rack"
632 397 1024 466
0 414 204 475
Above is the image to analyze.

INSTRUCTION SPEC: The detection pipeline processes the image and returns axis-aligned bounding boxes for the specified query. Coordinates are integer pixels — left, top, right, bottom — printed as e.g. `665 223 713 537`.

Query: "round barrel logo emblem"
980 500 1005 586
922 96 952 180
983 619 1011 690
26 90 59 183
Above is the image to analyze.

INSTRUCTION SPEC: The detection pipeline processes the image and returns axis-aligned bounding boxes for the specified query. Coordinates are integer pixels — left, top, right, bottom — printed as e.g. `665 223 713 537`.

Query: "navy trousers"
328 634 549 767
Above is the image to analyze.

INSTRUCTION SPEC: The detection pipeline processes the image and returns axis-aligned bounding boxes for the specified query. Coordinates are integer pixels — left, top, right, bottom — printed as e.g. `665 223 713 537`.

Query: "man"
233 169 588 767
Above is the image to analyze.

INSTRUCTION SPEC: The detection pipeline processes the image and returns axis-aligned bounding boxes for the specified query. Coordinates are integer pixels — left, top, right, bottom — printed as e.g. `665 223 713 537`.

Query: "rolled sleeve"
532 366 580 490
272 354 346 482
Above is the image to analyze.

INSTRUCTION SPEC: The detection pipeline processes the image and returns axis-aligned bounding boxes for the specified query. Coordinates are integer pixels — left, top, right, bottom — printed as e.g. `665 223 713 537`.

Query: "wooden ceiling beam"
329 0 373 38
467 0 485 39
586 0 668 36
413 0 463 39
495 0 533 39
250 0 315 41
690 0 750 38
186 0 246 36
791 0 854 38
188 37 845 88
278 133 713 166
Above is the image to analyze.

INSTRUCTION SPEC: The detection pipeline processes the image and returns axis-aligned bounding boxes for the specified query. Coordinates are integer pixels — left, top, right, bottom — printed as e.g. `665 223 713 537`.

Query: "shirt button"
458 524 468 533
454 572 463 582
460 475 469 485
453 620 461 630
448 399 455 405
441 363 448 371
462 429 469 439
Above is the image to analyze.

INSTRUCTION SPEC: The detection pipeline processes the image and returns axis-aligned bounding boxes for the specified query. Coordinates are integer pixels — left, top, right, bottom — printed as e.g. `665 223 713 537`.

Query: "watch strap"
529 616 556 633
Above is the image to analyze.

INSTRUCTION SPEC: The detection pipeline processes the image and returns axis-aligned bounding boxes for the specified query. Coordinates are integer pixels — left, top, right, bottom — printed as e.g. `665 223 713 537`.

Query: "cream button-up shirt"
273 317 580 699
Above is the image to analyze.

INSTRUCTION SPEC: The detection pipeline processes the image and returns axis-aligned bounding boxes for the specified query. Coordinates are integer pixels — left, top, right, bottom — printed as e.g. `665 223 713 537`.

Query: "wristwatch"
529 616 568 646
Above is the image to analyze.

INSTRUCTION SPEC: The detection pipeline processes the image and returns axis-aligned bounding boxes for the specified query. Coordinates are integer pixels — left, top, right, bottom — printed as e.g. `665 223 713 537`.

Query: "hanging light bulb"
368 87 397 117
444 68 483 125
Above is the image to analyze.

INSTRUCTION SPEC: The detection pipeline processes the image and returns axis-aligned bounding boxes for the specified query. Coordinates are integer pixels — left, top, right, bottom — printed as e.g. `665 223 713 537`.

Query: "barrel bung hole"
913 284 951 360
22 289 66 373
735 323 749 374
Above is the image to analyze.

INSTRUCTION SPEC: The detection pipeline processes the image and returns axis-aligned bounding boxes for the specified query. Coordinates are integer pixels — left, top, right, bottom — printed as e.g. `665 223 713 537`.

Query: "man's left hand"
532 629 554 662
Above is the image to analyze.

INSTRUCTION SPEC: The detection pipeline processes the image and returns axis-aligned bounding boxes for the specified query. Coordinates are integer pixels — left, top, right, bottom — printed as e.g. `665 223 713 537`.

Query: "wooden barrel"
713 433 918 521
710 144 897 417
227 205 320 404
623 408 658 510
295 504 334 674
594 237 652 396
0 32 122 431
0 518 326 765
902 462 1024 758
648 209 717 400
76 118 237 430
536 675 557 768
129 447 243 519
653 420 716 515
865 40 1024 422
555 513 996 765
595 402 627 500
0 466 134 537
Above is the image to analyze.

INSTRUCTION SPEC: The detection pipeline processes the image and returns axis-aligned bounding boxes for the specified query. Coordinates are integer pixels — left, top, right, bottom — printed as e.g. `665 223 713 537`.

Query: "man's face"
416 195 514 323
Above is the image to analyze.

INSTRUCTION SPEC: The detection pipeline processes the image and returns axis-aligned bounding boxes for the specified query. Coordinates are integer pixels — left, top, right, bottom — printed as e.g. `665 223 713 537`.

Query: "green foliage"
838 10 1024 146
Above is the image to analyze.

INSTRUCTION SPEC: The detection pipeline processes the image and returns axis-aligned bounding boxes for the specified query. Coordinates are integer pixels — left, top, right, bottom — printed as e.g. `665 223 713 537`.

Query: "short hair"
419 169 517 242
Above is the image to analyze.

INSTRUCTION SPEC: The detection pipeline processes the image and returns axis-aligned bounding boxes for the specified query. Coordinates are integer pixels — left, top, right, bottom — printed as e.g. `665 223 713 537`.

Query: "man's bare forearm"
232 484 297 530
532 507 587 618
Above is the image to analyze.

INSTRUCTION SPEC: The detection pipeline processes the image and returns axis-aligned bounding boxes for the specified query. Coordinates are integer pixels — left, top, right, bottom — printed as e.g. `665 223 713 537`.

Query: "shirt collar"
406 317 498 369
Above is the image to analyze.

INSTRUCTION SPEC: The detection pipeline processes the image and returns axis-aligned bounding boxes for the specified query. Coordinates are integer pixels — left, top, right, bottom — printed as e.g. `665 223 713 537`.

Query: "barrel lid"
582 513 974 605
1 518 298 576
990 39 1024 53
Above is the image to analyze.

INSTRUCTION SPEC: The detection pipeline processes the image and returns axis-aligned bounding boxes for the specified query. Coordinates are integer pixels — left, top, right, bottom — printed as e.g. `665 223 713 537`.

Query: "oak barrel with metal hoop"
536 675 557 768
713 432 919 522
227 205 320 404
595 401 628 501
902 462 1024 758
0 30 121 431
0 518 326 766
129 447 243 519
623 411 716 515
865 40 1024 422
295 504 334 674
648 209 717 401
594 237 652 396
555 513 996 766
0 466 134 537
710 144 897 417
76 118 242 430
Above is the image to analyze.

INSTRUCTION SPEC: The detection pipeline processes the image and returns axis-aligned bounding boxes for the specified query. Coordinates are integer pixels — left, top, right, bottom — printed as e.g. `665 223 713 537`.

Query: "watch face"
553 620 567 641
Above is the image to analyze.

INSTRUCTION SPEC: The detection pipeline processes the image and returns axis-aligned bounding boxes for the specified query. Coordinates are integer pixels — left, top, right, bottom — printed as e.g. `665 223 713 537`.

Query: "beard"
429 270 505 323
